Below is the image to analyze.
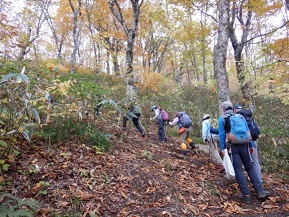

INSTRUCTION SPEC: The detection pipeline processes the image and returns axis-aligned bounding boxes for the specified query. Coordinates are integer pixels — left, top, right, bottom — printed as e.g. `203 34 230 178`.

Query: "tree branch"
246 21 289 44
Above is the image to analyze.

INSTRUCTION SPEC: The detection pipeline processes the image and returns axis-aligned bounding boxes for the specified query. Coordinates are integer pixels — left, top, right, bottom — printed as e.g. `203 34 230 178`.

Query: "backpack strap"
222 113 233 133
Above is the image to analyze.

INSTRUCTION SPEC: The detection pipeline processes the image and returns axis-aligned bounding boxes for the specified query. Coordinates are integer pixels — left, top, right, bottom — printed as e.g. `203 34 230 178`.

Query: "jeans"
231 143 263 195
157 119 167 142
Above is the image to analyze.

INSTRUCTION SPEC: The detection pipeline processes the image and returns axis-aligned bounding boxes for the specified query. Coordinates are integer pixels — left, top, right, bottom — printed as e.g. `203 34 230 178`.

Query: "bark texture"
214 0 230 114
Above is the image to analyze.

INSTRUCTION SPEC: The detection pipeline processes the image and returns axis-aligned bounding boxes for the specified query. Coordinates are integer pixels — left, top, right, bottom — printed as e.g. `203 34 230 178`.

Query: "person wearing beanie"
197 114 224 173
218 100 269 204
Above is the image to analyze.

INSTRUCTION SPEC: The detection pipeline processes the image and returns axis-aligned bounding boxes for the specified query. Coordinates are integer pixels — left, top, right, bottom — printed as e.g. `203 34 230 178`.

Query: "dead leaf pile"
2 119 289 216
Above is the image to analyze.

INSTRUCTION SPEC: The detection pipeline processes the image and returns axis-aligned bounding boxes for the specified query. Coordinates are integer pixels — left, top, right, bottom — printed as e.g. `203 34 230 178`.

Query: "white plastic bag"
222 149 235 180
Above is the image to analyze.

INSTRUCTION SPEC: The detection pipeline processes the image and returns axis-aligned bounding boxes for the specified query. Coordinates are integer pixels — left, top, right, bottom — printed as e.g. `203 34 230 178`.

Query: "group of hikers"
120 100 270 204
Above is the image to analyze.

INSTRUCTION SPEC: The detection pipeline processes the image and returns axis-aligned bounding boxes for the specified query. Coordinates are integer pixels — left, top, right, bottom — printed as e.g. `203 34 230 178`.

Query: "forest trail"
3 118 289 217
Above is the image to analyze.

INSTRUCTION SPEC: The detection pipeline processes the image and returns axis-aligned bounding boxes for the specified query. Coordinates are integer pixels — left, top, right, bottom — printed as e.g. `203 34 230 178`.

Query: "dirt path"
2 120 289 216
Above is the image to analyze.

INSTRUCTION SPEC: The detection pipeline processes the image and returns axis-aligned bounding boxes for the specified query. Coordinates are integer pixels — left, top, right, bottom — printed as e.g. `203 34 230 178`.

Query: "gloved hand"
150 118 153 121
221 148 227 157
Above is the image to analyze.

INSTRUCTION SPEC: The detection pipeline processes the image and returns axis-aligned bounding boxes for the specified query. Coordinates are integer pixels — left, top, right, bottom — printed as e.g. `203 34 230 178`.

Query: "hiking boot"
257 190 270 199
241 195 252 204
122 127 126 131
141 132 145 137
218 165 225 173
182 150 189 156
189 142 195 149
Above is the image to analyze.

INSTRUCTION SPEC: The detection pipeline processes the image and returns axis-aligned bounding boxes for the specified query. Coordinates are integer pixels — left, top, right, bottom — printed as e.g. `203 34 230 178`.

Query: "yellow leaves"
140 72 166 92
249 0 283 17
45 62 69 74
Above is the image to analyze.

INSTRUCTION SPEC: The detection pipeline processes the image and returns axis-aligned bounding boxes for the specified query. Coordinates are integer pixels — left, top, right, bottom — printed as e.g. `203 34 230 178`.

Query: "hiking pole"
163 121 168 142
127 119 131 135
165 122 169 137
207 138 211 178
139 120 146 134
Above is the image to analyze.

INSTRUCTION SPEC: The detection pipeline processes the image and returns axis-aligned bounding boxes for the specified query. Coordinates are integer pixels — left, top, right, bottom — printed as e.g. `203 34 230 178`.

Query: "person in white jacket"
150 105 167 142
199 114 224 173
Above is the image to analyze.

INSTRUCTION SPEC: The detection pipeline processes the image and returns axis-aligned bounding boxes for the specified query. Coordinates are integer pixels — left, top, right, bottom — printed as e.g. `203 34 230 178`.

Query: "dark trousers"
123 116 144 135
157 119 167 142
231 144 263 195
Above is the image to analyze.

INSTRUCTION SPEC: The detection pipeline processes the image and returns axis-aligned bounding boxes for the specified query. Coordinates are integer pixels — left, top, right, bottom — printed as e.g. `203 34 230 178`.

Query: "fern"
0 193 41 217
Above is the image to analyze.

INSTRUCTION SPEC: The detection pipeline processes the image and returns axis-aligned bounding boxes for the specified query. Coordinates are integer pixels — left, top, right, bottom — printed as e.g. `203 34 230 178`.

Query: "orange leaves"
3 119 289 216
223 201 249 214
140 72 165 92
267 37 289 61
140 71 177 95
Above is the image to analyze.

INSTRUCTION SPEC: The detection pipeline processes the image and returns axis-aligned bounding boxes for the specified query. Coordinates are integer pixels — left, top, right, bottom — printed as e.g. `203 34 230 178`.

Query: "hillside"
2 116 289 217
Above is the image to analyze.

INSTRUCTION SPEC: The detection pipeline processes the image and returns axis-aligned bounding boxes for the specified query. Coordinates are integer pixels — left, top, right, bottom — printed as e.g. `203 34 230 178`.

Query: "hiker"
197 114 224 173
168 112 195 155
234 104 262 184
45 93 56 105
150 105 168 142
94 95 105 117
218 101 269 204
123 102 145 137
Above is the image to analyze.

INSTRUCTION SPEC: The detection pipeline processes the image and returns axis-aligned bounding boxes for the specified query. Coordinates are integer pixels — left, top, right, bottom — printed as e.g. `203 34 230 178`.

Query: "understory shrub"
36 118 111 152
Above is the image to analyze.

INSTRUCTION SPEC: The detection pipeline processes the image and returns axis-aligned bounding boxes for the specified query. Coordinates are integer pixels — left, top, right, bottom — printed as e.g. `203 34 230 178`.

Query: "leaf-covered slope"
2 118 289 217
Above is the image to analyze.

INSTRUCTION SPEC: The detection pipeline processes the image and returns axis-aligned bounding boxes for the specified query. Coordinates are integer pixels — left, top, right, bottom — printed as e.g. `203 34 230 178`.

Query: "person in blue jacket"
235 104 262 184
218 101 269 204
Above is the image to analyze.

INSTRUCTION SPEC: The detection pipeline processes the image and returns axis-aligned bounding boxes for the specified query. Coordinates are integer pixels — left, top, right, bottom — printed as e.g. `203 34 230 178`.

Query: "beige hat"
221 101 233 110
202 114 210 120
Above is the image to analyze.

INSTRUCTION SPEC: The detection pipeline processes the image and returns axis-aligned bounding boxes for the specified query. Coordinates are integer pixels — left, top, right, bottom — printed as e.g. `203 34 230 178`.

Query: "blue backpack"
224 113 251 144
177 112 192 128
238 109 260 141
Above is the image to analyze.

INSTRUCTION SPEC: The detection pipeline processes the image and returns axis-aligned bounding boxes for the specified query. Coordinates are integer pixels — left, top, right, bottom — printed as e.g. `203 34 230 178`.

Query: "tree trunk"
69 0 82 74
106 49 110 74
185 60 191 86
286 0 289 10
17 0 47 61
214 0 230 114
228 1 253 106
108 0 144 101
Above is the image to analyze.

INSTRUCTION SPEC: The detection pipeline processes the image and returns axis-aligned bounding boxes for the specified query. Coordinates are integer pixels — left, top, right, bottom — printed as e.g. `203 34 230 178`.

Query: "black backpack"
238 109 260 141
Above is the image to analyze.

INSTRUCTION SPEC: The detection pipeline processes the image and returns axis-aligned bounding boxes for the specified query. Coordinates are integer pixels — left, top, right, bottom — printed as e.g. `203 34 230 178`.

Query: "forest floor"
2 118 289 217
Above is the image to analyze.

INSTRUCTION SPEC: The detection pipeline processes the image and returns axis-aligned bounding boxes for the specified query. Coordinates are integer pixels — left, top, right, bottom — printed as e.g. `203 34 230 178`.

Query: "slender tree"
214 0 230 113
44 0 69 64
107 0 144 100
17 0 49 61
68 0 83 73
286 0 289 10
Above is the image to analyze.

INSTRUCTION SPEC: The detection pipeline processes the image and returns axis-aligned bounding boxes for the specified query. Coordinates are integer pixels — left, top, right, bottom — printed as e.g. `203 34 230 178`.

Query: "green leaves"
0 140 7 148
0 193 41 217
0 160 9 172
